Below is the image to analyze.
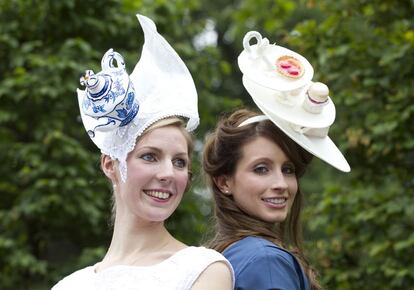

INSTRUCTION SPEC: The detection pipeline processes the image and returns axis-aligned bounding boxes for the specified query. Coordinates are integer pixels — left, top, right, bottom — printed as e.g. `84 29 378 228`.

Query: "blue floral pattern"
80 50 140 137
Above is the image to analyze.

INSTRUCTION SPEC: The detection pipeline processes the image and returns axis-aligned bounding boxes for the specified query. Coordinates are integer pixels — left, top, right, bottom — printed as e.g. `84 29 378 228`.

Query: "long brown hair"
203 109 322 290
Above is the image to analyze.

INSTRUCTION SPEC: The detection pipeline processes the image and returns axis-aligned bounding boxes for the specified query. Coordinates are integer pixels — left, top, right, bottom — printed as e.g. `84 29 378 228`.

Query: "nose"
156 160 174 183
271 171 288 192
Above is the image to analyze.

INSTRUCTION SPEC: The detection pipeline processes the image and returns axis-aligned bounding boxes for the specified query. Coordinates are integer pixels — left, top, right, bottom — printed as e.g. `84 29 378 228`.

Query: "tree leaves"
1 0 413 289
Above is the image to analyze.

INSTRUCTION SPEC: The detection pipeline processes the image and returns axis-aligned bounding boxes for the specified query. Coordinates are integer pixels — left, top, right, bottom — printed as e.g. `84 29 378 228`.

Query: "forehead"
136 125 188 152
239 136 289 165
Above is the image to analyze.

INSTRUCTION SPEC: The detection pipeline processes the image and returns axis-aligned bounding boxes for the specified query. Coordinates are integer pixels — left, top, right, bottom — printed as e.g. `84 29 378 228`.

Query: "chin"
262 214 288 224
148 212 174 222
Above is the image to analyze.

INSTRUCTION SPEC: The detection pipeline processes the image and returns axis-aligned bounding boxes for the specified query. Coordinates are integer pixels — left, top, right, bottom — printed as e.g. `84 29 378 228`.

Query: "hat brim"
246 81 350 173
243 76 335 128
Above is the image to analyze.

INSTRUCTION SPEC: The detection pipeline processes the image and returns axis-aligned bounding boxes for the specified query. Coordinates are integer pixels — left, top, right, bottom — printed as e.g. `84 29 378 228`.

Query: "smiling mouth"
262 197 287 205
144 190 172 200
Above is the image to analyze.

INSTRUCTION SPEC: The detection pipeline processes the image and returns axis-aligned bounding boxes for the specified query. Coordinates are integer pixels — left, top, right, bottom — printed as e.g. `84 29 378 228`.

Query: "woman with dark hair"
203 31 350 290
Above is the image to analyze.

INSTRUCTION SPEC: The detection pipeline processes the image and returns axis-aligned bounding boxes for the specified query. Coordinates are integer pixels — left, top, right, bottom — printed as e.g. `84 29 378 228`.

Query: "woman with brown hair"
203 31 350 290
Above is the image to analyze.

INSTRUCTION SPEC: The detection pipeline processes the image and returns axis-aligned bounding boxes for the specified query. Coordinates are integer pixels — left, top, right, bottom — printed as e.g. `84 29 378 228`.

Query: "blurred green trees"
0 0 413 289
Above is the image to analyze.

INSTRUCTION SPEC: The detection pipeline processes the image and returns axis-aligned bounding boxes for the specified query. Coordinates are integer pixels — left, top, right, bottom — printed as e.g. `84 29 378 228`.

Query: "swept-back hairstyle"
203 108 322 290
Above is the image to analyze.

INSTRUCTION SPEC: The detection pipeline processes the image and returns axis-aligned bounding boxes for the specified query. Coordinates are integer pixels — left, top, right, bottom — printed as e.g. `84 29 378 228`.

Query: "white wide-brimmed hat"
238 31 350 172
77 14 199 181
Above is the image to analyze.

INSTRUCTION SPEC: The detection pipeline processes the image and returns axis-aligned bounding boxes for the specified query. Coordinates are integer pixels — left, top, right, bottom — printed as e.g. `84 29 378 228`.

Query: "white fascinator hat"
76 14 199 181
238 31 350 172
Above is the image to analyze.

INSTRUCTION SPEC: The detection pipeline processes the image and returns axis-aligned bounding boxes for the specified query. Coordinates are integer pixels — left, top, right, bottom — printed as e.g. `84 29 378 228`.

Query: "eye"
173 158 187 169
253 164 269 175
282 162 296 175
140 153 156 162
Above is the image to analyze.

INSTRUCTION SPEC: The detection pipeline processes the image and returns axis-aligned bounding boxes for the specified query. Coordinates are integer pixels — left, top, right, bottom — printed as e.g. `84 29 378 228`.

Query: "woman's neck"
97 213 186 271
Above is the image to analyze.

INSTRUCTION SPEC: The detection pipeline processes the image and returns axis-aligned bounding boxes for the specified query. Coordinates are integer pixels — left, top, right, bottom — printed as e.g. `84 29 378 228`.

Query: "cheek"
288 179 298 200
241 175 264 193
176 172 189 193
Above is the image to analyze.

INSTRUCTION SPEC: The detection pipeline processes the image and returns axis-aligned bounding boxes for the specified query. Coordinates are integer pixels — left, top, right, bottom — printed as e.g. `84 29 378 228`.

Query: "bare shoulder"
190 261 233 290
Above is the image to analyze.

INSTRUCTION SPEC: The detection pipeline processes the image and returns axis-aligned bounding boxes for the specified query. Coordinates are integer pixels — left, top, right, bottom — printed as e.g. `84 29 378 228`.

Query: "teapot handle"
242 31 273 69
101 48 125 70
242 31 263 54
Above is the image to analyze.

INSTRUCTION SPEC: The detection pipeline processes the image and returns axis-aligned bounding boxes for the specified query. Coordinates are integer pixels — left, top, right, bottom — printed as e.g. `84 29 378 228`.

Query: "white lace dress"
52 247 233 290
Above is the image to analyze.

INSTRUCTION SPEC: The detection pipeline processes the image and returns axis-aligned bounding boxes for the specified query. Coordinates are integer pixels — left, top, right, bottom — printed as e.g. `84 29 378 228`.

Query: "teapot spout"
87 117 117 138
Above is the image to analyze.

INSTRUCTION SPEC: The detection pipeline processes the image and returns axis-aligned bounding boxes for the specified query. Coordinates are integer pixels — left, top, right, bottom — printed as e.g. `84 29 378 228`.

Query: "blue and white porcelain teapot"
79 49 139 137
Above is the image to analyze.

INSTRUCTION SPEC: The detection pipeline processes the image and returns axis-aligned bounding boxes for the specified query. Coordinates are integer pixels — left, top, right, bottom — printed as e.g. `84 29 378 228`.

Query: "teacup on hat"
238 31 350 172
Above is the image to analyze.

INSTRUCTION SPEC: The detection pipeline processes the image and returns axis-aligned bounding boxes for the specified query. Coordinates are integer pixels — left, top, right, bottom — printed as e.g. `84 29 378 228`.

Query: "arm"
190 261 233 290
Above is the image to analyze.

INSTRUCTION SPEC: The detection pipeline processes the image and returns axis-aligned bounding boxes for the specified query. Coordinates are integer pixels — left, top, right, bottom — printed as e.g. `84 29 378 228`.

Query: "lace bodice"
52 247 232 290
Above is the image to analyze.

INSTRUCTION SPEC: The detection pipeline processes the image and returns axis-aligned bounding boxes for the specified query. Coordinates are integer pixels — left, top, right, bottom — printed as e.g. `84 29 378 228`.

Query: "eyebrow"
137 146 188 157
244 157 271 167
247 156 290 166
138 146 161 153
248 156 273 163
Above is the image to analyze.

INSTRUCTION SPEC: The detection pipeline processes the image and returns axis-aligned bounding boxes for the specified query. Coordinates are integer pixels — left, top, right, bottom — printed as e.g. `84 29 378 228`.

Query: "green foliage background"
0 0 413 289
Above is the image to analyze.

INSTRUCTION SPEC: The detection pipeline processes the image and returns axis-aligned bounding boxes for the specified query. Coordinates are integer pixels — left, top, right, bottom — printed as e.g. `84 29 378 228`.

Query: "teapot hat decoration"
77 14 199 181
238 31 350 172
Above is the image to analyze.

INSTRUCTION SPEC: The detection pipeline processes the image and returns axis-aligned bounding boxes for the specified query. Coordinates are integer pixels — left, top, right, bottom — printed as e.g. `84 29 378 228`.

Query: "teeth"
146 191 170 200
263 197 286 204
